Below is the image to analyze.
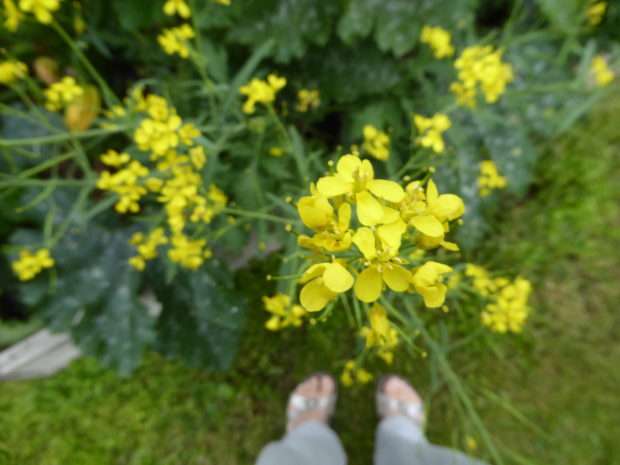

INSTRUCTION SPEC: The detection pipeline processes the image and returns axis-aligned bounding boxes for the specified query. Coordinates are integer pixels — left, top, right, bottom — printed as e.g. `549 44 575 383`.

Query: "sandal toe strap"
377 393 424 425
287 393 336 422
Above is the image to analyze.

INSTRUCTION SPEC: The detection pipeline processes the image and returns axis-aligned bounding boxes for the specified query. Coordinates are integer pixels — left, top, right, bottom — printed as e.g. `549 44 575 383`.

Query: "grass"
1 96 619 465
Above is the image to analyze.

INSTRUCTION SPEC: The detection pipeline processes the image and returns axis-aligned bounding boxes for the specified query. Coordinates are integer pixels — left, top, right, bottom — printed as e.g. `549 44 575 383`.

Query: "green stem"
0 127 125 147
51 21 120 107
220 207 295 224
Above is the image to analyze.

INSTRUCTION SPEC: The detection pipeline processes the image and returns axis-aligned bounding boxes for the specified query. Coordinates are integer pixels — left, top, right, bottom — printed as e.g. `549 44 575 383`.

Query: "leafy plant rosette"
0 0 618 461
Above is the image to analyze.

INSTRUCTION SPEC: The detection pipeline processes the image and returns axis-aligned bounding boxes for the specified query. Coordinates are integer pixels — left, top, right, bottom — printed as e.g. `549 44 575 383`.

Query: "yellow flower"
411 261 453 308
239 73 287 114
212 0 230 4
590 55 614 87
299 261 354 312
269 146 285 157
18 0 62 24
352 225 410 303
481 276 532 333
44 76 83 111
2 0 23 31
128 228 168 270
478 160 507 197
0 59 27 85
12 248 54 281
158 24 195 58
189 146 207 169
399 179 464 251
163 0 191 18
316 154 405 226
96 159 150 214
100 149 130 168
587 1 606 26
167 233 209 269
263 293 306 330
420 25 454 59
362 124 390 161
413 113 451 154
296 89 320 112
450 45 514 107
341 360 373 387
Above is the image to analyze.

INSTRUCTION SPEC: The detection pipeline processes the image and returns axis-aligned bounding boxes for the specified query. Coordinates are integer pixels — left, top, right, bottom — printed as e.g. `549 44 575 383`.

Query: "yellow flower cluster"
11 248 54 281
0 59 27 85
590 55 614 87
239 73 286 114
587 1 606 26
420 25 454 59
362 124 390 161
478 160 507 197
340 360 373 387
450 45 514 107
296 154 464 312
14 0 62 25
44 76 83 111
128 228 168 271
296 89 320 113
360 303 398 364
163 0 190 18
413 113 451 154
96 154 150 213
96 90 225 271
465 264 532 333
262 293 307 330
158 24 195 58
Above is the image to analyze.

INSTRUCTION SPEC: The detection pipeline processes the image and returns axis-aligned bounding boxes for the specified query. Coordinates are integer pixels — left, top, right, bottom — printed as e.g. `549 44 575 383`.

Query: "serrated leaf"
338 0 475 56
11 225 154 374
153 263 247 371
301 42 403 103
474 114 538 198
227 0 340 63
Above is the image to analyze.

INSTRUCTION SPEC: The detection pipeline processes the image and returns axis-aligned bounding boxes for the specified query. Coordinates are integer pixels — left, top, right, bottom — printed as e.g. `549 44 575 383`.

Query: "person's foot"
376 375 425 426
286 373 337 432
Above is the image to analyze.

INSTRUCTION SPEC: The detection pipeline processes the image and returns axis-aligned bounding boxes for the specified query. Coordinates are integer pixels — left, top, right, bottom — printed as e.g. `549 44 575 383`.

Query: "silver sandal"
286 372 337 432
376 374 425 427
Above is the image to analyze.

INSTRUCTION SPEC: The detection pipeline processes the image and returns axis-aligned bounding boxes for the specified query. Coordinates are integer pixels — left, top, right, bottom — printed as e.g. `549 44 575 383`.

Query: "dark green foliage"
153 262 247 371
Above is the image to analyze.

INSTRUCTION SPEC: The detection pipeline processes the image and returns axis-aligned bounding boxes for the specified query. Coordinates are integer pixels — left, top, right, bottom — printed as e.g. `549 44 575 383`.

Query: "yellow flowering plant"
0 1 618 459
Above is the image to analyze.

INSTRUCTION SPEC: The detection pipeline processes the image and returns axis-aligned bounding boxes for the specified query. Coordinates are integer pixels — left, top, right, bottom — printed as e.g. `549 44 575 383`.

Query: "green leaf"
474 113 538 198
338 0 475 56
11 225 154 375
533 0 584 34
300 42 403 103
227 0 340 63
153 262 247 371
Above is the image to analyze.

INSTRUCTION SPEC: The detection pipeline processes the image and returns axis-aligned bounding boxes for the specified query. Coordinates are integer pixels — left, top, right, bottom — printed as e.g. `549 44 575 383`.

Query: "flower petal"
352 227 376 260
428 193 464 220
338 202 351 231
410 214 444 237
383 264 411 292
426 178 439 202
367 179 405 203
300 278 336 312
354 266 383 302
323 262 354 293
316 176 352 197
300 263 328 284
420 283 447 308
336 154 361 182
356 191 384 226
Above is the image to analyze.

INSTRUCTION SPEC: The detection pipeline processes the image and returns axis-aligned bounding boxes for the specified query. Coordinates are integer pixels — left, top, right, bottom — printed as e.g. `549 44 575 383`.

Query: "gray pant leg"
256 420 347 465
374 416 487 465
